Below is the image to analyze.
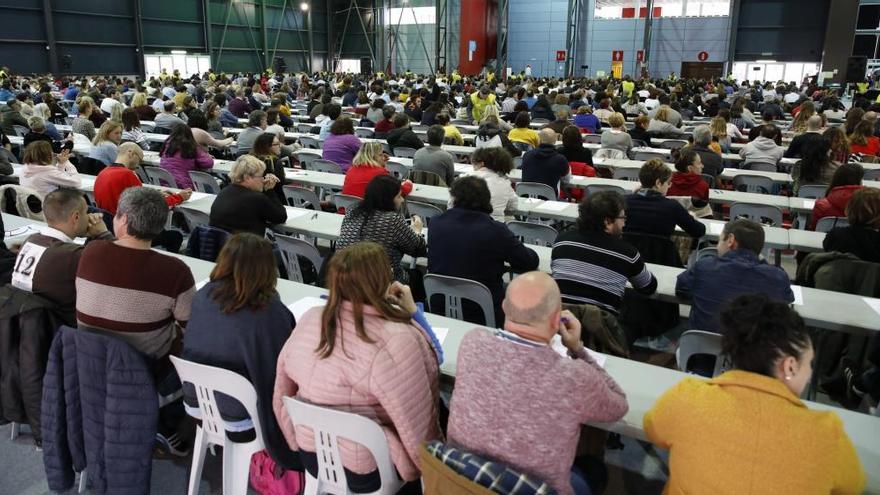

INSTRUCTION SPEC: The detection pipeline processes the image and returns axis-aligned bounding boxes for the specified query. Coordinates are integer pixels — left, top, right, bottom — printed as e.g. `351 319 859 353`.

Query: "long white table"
2 210 877 492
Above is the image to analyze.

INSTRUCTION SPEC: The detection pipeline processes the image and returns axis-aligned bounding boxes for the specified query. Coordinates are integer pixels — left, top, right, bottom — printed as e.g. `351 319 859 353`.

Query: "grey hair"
693 125 712 147
248 110 267 127
27 115 46 132
116 187 169 240
229 154 266 183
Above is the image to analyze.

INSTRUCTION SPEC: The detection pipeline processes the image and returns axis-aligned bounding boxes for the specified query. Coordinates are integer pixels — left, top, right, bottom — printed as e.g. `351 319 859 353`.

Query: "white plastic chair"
283 396 404 495
582 134 602 144
177 207 211 231
331 193 362 212
283 185 321 209
514 181 556 201
170 356 265 495
392 146 418 158
385 161 409 180
797 184 827 199
676 330 730 378
732 174 773 194
424 273 496 328
405 200 445 226
310 159 344 174
189 170 221 194
275 233 324 283
729 202 783 226
507 220 558 246
742 161 778 172
815 216 849 233
612 168 641 181
585 184 626 196
299 136 322 149
143 166 179 188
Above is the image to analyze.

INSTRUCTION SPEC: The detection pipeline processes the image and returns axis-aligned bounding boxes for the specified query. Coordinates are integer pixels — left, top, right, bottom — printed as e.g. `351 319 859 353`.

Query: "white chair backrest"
612 168 641 181
743 161 778 173
283 185 321 209
170 356 265 447
676 330 730 377
283 396 403 495
424 273 496 328
506 220 558 246
593 148 627 160
729 202 783 226
311 159 343 174
143 166 179 188
797 184 826 199
385 161 409 180
393 146 418 158
331 193 362 212
732 174 774 195
583 134 602 144
514 181 557 201
189 170 221 194
178 207 211 230
275 234 324 283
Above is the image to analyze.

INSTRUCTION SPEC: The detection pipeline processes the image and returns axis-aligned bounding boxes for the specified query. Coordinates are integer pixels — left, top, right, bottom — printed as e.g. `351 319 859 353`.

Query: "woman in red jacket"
810 163 864 230
667 148 709 203
848 120 880 157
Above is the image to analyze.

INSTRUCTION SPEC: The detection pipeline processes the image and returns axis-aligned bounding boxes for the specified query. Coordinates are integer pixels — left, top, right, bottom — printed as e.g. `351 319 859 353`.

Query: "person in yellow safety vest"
470 85 497 122
487 71 495 83
621 76 634 97
159 69 169 82
376 71 385 79
451 70 462 83
208 70 217 82
405 69 413 77
857 80 869 94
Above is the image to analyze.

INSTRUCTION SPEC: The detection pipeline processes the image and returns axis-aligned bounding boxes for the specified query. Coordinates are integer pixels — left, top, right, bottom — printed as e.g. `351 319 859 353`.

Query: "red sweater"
667 172 709 201
93 164 184 214
850 137 880 156
341 165 413 198
810 185 862 230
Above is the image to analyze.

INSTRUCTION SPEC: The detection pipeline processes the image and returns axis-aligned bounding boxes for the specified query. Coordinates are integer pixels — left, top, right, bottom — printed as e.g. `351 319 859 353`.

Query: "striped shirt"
75 240 195 359
551 229 657 314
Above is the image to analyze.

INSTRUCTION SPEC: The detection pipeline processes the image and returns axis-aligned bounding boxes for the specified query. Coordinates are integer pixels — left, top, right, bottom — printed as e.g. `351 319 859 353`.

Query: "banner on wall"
556 50 566 62
612 61 623 79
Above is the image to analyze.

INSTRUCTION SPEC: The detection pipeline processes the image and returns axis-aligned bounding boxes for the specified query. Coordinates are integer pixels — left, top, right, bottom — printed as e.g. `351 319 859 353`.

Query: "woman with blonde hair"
709 116 730 153
647 106 686 137
88 120 122 165
600 112 633 156
480 104 512 132
209 154 286 236
274 241 441 490
20 140 81 196
341 141 390 198
71 96 97 140
824 126 850 164
790 100 815 134
130 92 157 121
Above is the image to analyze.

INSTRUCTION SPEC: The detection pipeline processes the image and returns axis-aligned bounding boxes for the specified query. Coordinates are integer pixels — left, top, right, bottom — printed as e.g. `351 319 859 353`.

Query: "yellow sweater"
443 125 464 145
508 127 539 149
644 370 865 495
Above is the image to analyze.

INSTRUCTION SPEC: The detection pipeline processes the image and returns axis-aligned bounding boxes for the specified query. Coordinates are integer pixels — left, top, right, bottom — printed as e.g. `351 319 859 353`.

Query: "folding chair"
514 182 557 201
506 220 558 246
189 171 221 194
385 161 409 180
331 193 362 212
424 273 496 328
393 146 418 158
310 159 343 174
283 185 321 209
676 330 730 378
729 202 783 226
405 200 445 226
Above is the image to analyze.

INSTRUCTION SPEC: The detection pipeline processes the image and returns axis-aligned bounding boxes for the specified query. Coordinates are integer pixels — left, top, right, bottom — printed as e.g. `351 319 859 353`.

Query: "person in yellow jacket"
644 294 865 495
621 75 635 97
486 71 495 84
857 80 869 94
451 70 462 83
470 86 496 123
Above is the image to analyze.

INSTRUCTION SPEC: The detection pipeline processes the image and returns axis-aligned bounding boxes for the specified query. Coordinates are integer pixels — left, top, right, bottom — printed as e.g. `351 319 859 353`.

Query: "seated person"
573 106 599 134
11 188 112 325
183 233 299 468
448 271 628 495
739 124 784 168
784 115 824 158
552 190 657 314
373 104 396 137
337 175 426 283
20 140 80 196
158 124 214 190
210 155 286 236
75 187 195 456
627 115 651 145
667 149 709 203
625 159 706 239
321 117 362 172
412 125 456 186
508 111 540 150
521 128 570 196
676 219 794 332
824 187 880 263
645 294 865 495
273 242 442 492
93 142 189 252
810 163 863 230
689 125 723 177
385 114 424 153
436 113 463 145
849 120 880 157
428 176 539 324
461 147 519 221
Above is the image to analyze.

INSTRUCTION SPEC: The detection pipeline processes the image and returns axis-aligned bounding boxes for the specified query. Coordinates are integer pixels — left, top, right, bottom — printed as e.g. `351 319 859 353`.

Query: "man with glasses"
550 190 657 315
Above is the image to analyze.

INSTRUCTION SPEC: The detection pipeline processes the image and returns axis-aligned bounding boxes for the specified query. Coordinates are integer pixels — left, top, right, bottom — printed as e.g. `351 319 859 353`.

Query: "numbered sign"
11 242 47 292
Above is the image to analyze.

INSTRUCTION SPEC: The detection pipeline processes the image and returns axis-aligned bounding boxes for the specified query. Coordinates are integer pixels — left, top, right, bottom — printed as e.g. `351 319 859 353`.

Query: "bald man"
520 128 570 196
447 271 628 495
784 115 825 159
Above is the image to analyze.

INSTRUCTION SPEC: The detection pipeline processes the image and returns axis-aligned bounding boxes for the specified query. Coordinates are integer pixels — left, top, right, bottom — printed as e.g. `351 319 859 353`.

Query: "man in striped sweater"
75 187 195 456
551 190 657 314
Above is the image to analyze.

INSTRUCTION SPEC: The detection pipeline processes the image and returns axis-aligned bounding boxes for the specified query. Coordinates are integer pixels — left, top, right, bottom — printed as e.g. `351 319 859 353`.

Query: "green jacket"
797 251 880 297
0 105 28 137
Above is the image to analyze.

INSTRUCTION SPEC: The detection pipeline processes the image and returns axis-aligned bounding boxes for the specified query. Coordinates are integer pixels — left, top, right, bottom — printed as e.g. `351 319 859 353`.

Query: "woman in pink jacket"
20 140 81 196
273 241 442 492
158 123 214 189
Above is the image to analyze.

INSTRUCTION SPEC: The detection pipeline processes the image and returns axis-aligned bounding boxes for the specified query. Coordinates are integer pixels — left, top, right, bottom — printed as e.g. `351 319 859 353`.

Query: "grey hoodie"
739 136 783 165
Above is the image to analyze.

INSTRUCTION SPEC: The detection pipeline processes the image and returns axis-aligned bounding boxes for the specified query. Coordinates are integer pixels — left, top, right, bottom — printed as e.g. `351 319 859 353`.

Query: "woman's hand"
56 148 71 164
386 281 418 314
410 214 423 233
262 173 280 190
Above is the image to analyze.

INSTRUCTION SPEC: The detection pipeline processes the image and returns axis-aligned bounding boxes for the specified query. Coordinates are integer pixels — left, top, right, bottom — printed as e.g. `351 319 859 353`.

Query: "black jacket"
0 286 65 444
628 126 651 146
824 225 880 264
624 190 706 239
521 144 570 195
386 126 425 153
427 208 539 323
210 184 287 237
784 131 824 159
691 145 723 178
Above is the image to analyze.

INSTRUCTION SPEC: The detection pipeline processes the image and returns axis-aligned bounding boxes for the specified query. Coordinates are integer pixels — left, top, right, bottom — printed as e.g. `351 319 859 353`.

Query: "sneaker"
155 432 190 457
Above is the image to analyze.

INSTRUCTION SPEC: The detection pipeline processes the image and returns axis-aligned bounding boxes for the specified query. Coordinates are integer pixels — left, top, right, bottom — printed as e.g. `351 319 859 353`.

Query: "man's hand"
178 188 193 201
558 309 584 355
85 212 109 237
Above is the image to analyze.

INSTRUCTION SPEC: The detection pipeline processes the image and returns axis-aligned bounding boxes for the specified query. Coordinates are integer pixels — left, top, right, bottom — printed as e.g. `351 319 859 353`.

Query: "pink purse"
249 450 305 495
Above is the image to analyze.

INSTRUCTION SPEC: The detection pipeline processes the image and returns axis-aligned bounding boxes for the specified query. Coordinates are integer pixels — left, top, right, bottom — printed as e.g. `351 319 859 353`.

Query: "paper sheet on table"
431 327 449 345
863 297 880 317
708 222 724 235
790 285 803 306
534 201 570 212
195 278 209 291
454 164 474 174
284 207 312 220
287 296 326 321
5 225 38 238
550 334 606 368
802 200 815 210
188 192 211 202
523 197 542 204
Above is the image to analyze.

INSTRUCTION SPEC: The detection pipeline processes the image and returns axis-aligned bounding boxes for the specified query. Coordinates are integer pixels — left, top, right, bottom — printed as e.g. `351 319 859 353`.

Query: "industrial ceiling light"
300 2 309 10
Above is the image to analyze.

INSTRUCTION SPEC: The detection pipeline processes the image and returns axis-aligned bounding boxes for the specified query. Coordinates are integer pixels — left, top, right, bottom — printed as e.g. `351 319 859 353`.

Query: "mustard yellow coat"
644 370 865 495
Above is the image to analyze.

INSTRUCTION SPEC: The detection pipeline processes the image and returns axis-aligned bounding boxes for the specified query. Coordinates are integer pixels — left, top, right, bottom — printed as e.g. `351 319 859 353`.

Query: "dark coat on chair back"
42 326 159 495
617 232 681 343
0 285 65 444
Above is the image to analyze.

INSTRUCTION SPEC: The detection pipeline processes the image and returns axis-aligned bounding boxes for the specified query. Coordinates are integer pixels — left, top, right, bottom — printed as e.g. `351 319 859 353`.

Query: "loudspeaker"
273 56 287 74
61 54 72 70
846 56 868 83
360 57 372 75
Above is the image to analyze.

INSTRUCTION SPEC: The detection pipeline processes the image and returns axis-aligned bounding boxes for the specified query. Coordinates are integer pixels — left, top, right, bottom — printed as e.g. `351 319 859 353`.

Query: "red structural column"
459 0 497 75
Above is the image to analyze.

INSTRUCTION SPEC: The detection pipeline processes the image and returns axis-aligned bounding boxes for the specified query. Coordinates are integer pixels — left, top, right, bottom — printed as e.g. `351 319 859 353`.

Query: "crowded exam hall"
0 0 878 493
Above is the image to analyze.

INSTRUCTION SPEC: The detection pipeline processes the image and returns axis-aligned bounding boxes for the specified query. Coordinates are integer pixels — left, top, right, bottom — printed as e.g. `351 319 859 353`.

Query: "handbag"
249 450 305 495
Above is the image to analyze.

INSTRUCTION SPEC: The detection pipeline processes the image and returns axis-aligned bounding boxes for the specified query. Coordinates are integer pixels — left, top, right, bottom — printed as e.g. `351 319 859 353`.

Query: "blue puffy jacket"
41 326 158 495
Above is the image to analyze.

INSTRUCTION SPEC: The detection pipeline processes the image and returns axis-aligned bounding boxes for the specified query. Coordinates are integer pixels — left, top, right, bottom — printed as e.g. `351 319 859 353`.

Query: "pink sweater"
273 302 441 481
20 161 81 196
447 329 628 495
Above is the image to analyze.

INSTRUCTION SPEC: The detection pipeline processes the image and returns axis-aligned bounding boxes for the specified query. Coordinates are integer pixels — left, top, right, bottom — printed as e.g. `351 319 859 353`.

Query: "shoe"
155 432 190 457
